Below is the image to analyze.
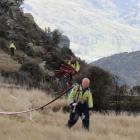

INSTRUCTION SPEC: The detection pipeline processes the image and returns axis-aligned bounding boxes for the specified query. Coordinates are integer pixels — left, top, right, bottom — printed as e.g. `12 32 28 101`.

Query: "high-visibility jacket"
68 60 80 72
68 84 93 109
9 43 16 50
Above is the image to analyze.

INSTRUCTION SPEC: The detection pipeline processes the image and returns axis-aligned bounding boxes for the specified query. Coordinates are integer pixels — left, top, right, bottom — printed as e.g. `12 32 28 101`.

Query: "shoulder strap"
75 85 81 102
82 87 90 96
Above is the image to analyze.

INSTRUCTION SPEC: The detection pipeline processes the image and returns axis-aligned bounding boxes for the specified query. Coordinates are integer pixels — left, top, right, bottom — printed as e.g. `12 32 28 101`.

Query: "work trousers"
67 102 90 130
10 48 15 56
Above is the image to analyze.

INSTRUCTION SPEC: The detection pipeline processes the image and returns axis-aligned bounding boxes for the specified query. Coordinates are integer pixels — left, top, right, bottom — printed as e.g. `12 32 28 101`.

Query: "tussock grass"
0 87 139 140
0 50 20 71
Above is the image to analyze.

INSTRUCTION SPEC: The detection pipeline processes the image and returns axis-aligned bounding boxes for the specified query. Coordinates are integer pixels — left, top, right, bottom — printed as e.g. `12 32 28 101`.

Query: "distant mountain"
24 0 140 62
91 51 140 86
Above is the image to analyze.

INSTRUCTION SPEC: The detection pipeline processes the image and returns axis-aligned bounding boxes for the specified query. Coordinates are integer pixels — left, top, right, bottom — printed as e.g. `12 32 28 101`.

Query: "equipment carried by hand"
71 85 80 113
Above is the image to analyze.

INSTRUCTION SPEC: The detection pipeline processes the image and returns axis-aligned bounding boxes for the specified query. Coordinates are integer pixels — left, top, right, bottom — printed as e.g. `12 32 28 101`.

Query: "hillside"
0 50 20 71
0 87 139 140
92 51 140 86
0 0 75 89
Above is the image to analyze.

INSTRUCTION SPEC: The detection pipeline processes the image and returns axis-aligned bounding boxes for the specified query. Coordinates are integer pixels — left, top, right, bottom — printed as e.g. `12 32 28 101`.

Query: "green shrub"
0 23 8 38
61 47 73 60
25 46 35 57
45 49 63 70
52 29 62 47
0 38 8 50
20 62 43 83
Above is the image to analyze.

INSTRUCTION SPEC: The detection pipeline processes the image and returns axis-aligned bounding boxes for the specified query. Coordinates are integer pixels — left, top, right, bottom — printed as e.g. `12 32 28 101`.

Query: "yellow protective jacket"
69 60 80 72
9 43 16 50
72 61 80 72
68 84 93 109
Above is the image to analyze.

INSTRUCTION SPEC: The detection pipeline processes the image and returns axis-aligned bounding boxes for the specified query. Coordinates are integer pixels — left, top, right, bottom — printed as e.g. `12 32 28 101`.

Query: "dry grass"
0 87 140 140
0 50 20 71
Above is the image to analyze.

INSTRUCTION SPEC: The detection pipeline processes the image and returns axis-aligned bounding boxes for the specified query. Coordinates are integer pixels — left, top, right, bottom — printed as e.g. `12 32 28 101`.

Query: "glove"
69 102 77 109
72 103 77 106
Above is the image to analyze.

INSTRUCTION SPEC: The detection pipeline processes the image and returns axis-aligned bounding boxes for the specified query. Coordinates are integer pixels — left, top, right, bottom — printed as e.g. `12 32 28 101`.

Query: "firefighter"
66 78 93 130
66 57 80 86
9 41 16 56
68 57 80 73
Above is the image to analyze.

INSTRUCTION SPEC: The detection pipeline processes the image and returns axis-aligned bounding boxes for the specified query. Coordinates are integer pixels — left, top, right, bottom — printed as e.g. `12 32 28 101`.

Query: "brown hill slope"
0 50 20 71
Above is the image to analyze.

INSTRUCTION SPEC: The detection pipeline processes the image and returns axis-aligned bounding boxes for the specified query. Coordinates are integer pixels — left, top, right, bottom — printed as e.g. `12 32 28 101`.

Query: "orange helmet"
82 78 90 88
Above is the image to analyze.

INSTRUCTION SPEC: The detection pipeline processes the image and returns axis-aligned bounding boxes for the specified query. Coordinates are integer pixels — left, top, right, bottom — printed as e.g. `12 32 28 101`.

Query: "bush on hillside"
52 29 62 47
44 49 63 70
61 47 73 60
0 22 8 39
20 62 43 86
0 38 8 51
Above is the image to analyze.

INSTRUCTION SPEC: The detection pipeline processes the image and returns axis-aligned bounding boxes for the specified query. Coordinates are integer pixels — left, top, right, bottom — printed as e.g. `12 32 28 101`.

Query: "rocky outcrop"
58 35 70 48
